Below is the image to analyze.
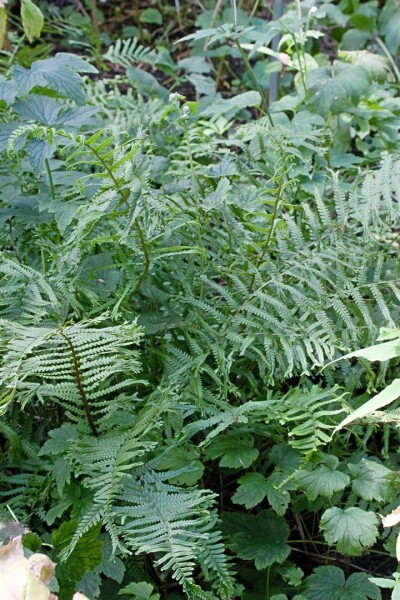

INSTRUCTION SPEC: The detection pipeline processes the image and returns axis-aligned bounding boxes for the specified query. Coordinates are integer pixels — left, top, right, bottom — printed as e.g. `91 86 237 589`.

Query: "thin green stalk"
233 38 274 126
266 565 271 599
249 174 287 292
45 158 55 201
375 35 400 84
132 218 151 295
182 119 198 198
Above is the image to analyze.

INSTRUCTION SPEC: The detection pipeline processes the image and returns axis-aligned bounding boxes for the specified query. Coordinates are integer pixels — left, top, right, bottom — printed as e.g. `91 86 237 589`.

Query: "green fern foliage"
0 317 143 429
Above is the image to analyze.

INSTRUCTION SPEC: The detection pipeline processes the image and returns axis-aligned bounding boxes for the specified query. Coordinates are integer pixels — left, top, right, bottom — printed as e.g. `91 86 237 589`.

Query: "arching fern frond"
0 317 143 430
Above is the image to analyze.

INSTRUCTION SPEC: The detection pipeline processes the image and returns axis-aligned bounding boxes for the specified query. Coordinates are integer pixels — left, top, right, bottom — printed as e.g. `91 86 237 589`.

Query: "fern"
104 38 160 69
0 317 143 429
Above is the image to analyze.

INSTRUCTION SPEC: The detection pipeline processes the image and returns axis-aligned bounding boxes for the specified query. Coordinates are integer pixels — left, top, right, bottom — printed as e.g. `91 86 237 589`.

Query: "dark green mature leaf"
320 507 379 555
222 510 290 569
306 62 371 116
119 582 160 600
295 462 350 501
52 520 103 600
232 473 269 509
348 459 395 501
205 432 259 468
304 566 381 600
156 444 204 486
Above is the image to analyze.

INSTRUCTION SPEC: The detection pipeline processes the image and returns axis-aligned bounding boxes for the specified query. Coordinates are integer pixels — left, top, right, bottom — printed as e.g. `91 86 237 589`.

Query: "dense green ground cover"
1 1 400 598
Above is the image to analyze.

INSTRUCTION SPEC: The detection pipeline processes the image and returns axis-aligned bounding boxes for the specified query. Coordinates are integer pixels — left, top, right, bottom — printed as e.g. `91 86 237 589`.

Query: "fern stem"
59 330 98 436
249 173 285 292
132 218 151 294
86 142 119 188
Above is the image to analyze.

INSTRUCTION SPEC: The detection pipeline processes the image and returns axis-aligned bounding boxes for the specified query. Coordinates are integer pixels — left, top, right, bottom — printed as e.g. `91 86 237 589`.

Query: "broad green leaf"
127 66 168 99
379 0 400 53
320 507 379 555
305 566 381 599
339 50 391 83
39 198 80 233
155 444 204 486
200 91 262 119
222 510 290 570
52 520 103 600
12 53 97 105
27 139 53 175
22 532 42 553
349 459 395 501
335 379 400 431
119 581 160 600
306 62 371 116
295 464 350 501
205 431 259 469
14 95 61 125
265 472 292 516
186 73 215 96
0 76 18 105
140 8 163 25
97 535 125 583
21 0 44 43
232 472 269 509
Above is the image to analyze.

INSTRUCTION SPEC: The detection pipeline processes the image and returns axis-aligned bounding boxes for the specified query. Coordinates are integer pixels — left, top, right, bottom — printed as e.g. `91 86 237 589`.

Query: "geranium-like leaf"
222 510 290 570
52 520 103 600
320 507 379 556
295 463 350 501
306 62 371 116
304 566 381 599
205 431 259 469
349 459 395 501
232 472 269 509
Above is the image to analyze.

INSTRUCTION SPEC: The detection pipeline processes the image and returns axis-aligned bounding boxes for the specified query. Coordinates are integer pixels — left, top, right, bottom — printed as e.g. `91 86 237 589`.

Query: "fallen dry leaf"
380 506 400 528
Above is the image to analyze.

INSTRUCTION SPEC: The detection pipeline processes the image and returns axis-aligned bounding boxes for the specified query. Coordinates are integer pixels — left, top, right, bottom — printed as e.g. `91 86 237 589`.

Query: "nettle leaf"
232 472 269 509
320 507 379 556
306 62 371 116
304 566 381 600
21 0 44 43
38 197 80 233
28 138 53 175
0 76 18 105
295 460 350 501
222 510 290 570
12 53 97 105
348 459 395 501
14 94 61 124
204 431 259 469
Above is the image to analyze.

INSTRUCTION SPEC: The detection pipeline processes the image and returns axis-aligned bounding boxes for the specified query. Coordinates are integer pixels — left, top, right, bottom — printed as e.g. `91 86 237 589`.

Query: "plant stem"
45 158 55 201
233 38 274 126
375 35 400 84
132 217 150 294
